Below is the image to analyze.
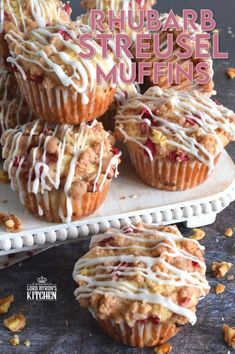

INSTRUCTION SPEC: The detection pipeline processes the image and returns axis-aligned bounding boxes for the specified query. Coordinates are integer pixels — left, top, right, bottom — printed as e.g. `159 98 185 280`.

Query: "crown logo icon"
37 276 47 284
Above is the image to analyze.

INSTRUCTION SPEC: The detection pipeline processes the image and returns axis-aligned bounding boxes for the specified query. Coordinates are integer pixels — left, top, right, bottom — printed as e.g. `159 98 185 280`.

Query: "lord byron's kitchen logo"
27 276 57 301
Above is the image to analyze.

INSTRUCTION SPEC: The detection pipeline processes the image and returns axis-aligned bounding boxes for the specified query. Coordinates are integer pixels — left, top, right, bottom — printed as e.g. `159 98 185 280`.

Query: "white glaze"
73 224 210 325
115 87 235 172
0 0 67 33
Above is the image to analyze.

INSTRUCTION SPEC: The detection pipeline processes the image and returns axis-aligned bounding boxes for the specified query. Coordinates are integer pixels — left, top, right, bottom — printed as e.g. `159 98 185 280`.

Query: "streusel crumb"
224 228 234 237
4 313 26 332
223 324 235 349
155 343 172 354
211 262 232 278
215 283 225 294
9 335 20 346
226 68 235 79
189 228 205 241
0 294 14 314
24 340 31 347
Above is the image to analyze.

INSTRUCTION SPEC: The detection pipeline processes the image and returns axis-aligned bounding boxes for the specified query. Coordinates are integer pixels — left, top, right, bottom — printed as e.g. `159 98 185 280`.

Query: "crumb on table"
211 262 232 278
223 324 235 349
4 313 26 332
215 283 225 294
226 68 235 79
24 339 31 347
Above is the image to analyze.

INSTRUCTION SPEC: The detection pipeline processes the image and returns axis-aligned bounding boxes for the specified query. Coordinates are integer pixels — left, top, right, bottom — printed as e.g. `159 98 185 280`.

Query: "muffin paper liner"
98 318 179 348
128 149 220 191
18 180 111 223
15 73 115 124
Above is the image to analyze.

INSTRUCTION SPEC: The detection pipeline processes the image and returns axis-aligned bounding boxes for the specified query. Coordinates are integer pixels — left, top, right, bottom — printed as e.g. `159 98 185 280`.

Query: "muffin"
73 223 210 348
1 119 121 223
0 0 71 63
135 13 214 94
0 68 35 136
115 87 235 191
5 22 124 124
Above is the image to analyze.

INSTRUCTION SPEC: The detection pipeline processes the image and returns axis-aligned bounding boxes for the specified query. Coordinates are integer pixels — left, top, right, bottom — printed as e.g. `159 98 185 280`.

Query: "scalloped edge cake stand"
0 150 235 256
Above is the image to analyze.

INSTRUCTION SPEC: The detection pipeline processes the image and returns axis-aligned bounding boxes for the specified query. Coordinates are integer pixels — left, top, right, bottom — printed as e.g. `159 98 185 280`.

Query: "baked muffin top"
2 119 121 222
0 0 71 34
0 69 34 133
6 23 132 104
115 87 235 173
73 223 210 327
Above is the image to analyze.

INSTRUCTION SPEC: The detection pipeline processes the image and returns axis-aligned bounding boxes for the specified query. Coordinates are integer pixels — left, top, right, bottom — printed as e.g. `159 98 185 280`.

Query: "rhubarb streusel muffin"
0 0 71 63
136 13 214 94
1 119 121 223
0 68 34 136
6 23 131 124
115 87 235 190
73 223 210 348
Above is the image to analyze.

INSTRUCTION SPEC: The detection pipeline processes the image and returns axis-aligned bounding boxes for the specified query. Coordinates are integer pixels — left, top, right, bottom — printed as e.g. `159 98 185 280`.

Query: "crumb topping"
73 223 210 327
5 22 131 105
0 0 71 34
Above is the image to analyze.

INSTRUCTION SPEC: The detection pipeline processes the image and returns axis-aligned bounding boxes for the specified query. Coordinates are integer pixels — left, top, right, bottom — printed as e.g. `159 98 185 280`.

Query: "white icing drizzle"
0 68 33 133
2 119 121 223
0 0 68 33
115 87 235 172
73 224 210 326
6 23 132 105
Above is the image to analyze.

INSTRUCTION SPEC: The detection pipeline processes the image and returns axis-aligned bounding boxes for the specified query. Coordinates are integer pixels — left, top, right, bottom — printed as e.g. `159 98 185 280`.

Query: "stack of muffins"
0 0 125 223
1 0 235 350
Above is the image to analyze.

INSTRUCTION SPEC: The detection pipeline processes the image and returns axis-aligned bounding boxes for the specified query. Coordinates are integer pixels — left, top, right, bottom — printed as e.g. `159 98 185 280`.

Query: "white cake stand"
0 150 234 256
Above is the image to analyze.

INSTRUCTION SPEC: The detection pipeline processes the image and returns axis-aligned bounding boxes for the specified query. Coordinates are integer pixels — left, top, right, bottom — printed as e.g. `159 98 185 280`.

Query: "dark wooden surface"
1 1 235 353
